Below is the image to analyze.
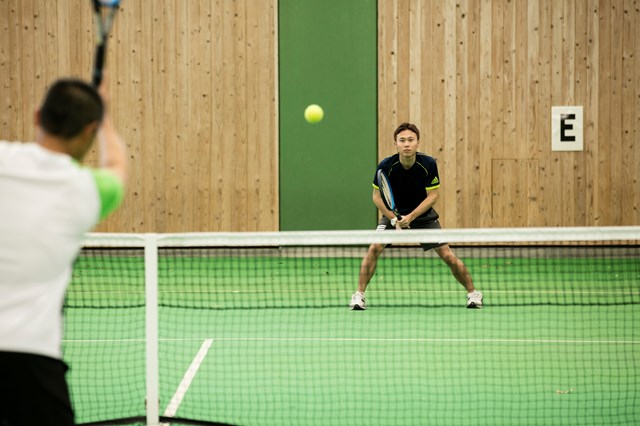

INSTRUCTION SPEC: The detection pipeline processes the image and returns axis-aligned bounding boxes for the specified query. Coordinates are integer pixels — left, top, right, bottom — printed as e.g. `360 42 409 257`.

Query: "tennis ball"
304 104 324 124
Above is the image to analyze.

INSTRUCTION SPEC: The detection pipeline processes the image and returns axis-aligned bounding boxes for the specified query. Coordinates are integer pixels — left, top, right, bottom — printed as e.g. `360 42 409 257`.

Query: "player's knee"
362 244 383 268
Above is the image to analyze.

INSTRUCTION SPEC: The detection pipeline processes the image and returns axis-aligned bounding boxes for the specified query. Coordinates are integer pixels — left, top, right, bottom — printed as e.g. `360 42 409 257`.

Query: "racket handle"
391 215 403 228
92 43 106 87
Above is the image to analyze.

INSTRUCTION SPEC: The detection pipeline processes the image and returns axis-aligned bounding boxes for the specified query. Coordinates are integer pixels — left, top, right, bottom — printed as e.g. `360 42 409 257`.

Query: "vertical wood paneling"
443 0 458 225
20 1 34 137
543 0 563 226
429 0 447 221
245 0 260 232
525 0 540 225
268 1 279 230
478 0 493 226
234 1 248 231
620 0 635 225
573 0 588 226
514 0 528 160
635 0 640 224
119 0 145 231
502 0 516 160
33 1 47 94
492 159 538 227
173 1 190 232
377 0 397 159
455 0 467 226
597 0 612 225
378 0 640 227
610 0 624 225
160 1 179 231
210 0 224 229
0 0 278 233
0 0 10 138
8 0 22 139
420 0 433 157
221 2 236 229
490 0 505 225
465 0 481 227
585 0 600 225
535 0 551 225
3 1 639 231
408 1 421 122
146 1 163 231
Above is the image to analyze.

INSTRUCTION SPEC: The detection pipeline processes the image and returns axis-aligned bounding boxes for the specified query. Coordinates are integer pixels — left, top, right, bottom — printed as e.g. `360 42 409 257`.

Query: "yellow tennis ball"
304 104 324 124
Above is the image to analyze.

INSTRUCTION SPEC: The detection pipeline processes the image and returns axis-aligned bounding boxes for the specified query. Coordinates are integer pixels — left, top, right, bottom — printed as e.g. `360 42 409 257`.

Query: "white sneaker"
467 291 483 309
350 292 366 310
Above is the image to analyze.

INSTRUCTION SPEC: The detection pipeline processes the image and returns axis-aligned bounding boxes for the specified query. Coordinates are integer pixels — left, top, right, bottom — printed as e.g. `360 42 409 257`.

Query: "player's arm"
372 187 397 222
97 74 127 184
397 187 440 227
91 73 128 221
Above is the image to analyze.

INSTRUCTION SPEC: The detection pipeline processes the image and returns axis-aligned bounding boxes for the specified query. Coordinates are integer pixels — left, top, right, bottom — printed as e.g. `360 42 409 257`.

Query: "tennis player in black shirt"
350 122 483 310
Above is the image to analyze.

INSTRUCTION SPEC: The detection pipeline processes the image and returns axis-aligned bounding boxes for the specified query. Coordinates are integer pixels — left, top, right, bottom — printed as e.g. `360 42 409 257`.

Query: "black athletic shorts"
376 215 448 251
0 351 75 426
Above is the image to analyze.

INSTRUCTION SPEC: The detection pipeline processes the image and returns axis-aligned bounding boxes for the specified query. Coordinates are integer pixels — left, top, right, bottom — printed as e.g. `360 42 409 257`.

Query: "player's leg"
351 217 395 310
351 243 385 310
433 244 474 291
433 244 483 308
358 242 385 293
412 217 483 308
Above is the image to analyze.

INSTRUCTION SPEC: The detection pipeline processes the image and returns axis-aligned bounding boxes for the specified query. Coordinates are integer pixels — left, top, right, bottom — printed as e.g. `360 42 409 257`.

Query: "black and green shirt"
373 153 440 220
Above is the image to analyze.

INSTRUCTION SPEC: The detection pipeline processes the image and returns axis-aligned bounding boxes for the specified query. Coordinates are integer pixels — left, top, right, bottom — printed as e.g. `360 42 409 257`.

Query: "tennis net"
63 228 640 425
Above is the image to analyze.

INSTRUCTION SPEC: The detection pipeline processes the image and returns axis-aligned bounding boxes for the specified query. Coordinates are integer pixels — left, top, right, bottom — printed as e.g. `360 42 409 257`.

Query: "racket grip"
92 43 106 87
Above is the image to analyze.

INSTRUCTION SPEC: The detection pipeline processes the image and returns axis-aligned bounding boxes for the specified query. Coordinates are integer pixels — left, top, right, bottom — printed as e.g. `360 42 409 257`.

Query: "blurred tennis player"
350 122 482 310
0 74 127 425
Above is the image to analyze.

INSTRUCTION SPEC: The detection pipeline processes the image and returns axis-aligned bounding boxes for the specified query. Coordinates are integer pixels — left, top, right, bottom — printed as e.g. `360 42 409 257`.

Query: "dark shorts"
377 216 448 251
0 351 75 426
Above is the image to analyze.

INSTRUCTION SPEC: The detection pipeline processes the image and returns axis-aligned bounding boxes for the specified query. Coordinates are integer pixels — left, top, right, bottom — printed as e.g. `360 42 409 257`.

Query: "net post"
145 234 160 426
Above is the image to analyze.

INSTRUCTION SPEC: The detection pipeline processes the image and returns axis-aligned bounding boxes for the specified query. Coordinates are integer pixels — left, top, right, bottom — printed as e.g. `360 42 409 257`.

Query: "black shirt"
373 153 440 219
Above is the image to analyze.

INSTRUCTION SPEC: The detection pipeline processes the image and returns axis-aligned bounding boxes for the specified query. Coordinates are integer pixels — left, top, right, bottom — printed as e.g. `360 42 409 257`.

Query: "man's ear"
34 109 41 126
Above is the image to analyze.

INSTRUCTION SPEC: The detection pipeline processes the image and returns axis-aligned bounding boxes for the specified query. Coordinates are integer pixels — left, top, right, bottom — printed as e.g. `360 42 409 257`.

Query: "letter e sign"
552 106 583 151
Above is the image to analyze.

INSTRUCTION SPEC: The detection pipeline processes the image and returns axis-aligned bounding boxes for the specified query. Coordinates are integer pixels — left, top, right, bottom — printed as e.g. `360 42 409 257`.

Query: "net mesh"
63 229 640 425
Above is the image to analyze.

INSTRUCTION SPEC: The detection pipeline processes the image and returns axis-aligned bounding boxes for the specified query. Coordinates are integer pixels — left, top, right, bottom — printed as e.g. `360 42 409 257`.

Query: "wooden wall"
1 1 639 232
379 0 640 227
0 0 278 232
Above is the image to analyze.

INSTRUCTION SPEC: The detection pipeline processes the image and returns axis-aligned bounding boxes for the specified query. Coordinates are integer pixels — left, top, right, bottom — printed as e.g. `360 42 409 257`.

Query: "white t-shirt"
0 140 123 359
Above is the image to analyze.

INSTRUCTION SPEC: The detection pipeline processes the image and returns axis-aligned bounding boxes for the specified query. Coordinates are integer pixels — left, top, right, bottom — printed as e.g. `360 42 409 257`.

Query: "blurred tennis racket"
91 0 120 87
376 169 402 223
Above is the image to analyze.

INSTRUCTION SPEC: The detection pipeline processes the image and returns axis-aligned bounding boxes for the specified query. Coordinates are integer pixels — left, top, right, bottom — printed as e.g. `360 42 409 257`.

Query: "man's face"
395 129 419 158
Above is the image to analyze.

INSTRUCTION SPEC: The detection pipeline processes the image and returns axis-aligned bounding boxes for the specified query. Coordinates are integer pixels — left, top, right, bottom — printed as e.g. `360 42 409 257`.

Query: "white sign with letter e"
551 106 583 151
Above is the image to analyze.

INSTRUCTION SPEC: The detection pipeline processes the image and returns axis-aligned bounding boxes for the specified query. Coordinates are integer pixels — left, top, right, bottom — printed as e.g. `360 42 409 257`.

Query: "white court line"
104 289 638 294
163 338 214 418
63 337 640 345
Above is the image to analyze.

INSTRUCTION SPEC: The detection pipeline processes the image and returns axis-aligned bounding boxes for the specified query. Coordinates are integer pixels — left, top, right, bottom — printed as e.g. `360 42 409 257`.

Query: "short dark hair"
393 122 420 141
39 79 104 139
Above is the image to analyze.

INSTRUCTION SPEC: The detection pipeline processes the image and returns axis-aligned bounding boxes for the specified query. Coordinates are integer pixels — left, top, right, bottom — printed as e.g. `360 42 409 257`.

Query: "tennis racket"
91 0 120 87
376 169 402 222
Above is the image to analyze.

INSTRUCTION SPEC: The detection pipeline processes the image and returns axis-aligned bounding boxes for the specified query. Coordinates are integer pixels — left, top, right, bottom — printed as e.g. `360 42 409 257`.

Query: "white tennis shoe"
467 290 483 309
350 292 367 310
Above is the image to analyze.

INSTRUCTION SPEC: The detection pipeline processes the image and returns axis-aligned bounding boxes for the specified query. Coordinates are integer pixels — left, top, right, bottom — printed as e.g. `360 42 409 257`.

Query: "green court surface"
63 251 640 425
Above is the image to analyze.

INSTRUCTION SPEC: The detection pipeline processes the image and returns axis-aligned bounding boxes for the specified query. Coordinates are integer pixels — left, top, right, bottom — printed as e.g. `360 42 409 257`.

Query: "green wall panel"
279 0 377 230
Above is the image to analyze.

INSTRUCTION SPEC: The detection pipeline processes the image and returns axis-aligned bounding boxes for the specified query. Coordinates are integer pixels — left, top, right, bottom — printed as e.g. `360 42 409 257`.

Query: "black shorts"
377 216 448 251
0 351 75 426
